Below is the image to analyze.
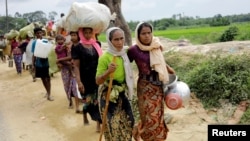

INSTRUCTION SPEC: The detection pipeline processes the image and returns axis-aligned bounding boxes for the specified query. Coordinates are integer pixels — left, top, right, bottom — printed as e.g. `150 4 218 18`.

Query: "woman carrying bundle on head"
71 27 102 132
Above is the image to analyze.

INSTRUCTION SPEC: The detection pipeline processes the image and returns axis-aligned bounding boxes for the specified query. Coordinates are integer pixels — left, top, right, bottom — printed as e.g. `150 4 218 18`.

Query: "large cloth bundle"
6 30 19 40
55 16 66 28
48 45 59 75
19 23 35 39
0 39 6 49
54 16 68 36
64 2 116 33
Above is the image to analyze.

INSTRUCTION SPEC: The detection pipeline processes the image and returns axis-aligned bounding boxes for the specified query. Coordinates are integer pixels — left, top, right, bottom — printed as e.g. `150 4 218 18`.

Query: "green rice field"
98 22 250 44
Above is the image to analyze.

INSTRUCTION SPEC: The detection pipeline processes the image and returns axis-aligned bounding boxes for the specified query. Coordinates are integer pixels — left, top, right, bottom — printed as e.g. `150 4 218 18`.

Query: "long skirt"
82 91 102 123
13 54 22 74
98 84 134 141
61 65 77 101
134 78 168 141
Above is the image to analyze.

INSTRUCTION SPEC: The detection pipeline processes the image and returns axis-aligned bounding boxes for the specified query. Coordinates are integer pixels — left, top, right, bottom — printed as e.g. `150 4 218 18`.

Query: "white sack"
64 2 116 33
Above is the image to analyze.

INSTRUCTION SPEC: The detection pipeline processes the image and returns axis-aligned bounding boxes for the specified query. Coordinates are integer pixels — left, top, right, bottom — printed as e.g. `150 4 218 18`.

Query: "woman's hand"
32 65 35 72
78 82 85 94
167 65 175 74
107 62 117 74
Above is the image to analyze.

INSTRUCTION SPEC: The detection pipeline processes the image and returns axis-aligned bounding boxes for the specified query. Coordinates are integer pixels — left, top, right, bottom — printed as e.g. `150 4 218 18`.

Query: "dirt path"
2 40 250 141
0 63 102 141
0 60 218 141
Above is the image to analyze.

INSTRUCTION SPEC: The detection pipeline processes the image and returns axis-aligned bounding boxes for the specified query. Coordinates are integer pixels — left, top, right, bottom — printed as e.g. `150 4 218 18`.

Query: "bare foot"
47 96 54 101
68 101 73 109
44 93 48 98
84 120 89 125
75 110 82 114
83 114 89 125
96 121 101 132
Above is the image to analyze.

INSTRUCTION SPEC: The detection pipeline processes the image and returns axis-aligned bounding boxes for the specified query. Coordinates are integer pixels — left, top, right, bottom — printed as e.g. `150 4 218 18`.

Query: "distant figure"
11 36 22 75
46 20 55 37
57 13 67 37
0 35 7 62
60 13 65 18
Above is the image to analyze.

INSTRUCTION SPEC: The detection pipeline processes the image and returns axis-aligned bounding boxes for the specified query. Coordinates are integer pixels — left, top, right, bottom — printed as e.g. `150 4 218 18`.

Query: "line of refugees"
68 21 175 141
49 21 175 141
1 18 175 140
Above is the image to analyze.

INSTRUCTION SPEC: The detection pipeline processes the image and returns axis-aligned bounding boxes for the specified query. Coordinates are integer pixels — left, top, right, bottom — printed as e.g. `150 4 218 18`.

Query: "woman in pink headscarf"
71 27 102 132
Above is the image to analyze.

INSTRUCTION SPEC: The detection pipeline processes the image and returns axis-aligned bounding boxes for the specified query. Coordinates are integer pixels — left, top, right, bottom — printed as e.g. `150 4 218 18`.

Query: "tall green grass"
97 22 250 44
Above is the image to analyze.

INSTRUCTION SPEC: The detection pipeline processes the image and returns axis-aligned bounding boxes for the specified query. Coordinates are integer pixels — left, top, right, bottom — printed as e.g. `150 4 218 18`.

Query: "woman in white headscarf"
96 27 135 141
127 22 175 141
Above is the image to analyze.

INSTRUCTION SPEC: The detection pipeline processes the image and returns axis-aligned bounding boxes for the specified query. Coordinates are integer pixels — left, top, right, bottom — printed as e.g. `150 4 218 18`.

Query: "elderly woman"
127 22 175 141
96 27 135 141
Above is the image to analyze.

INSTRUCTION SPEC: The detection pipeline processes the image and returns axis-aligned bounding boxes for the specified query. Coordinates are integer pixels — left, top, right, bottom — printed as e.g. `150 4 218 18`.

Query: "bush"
219 26 239 42
240 107 250 123
186 54 250 108
165 52 250 108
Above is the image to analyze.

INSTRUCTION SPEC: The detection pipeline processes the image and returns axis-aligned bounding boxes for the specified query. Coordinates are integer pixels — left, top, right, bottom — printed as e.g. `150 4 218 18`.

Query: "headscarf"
106 27 134 100
78 28 102 56
135 22 169 84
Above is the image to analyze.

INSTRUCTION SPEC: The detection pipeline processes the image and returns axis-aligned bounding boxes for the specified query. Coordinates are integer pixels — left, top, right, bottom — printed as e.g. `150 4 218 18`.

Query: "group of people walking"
54 21 175 141
1 20 175 141
73 21 174 141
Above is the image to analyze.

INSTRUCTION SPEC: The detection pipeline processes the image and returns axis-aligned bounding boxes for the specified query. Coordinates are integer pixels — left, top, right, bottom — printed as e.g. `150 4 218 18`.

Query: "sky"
0 0 249 21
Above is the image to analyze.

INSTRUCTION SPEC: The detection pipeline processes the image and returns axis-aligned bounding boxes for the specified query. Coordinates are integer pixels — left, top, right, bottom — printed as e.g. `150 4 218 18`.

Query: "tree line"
0 10 250 35
0 11 57 34
128 13 250 31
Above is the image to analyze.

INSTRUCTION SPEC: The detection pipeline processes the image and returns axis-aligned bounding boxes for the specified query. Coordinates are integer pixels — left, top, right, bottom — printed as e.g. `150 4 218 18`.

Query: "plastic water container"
34 39 53 58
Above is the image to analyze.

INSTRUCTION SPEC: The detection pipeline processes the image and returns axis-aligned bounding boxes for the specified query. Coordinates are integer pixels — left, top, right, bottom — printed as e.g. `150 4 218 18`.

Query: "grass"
97 22 250 44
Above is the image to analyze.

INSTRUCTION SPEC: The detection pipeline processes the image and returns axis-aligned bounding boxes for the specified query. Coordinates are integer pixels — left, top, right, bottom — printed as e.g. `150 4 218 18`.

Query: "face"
83 28 93 40
70 33 79 43
35 31 43 39
110 30 124 51
56 38 64 45
139 26 152 45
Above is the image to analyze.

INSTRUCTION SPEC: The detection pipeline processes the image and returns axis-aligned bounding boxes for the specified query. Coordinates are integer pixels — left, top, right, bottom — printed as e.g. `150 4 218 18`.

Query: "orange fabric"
133 79 169 141
61 30 68 37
